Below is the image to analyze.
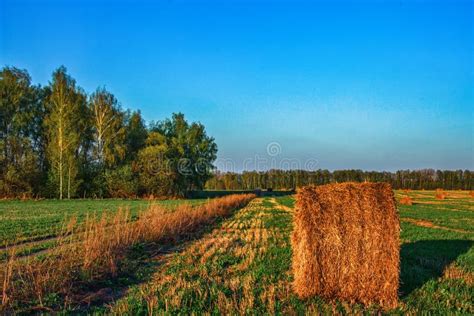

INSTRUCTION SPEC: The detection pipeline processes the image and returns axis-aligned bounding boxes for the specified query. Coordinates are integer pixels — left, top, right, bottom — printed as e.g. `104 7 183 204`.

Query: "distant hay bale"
291 182 400 309
399 196 413 205
435 189 447 200
470 191 474 198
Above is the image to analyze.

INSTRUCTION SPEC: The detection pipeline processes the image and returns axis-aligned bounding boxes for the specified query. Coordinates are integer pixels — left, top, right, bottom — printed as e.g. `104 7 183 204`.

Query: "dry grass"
292 182 400 309
443 264 474 285
0 194 254 312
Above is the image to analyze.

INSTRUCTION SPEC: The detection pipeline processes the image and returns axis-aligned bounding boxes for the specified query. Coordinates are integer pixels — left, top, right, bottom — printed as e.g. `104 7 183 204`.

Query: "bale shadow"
400 239 472 297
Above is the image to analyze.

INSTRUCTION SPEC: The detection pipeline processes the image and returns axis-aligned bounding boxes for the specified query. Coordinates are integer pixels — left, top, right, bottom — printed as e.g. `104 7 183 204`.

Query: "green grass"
275 195 295 209
0 198 204 246
396 191 474 233
400 205 474 232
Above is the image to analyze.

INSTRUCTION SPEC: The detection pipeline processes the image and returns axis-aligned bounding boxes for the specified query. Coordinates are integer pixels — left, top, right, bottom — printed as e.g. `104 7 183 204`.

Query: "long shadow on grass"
400 239 472 297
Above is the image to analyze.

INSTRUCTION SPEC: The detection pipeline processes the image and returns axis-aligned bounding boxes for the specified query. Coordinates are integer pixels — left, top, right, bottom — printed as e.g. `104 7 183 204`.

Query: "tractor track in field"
0 234 67 261
0 233 82 260
1 220 135 260
0 234 59 252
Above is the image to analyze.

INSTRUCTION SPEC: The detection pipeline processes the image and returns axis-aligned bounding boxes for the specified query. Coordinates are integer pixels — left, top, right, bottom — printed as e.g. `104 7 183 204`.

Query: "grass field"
0 199 205 261
1 190 473 313
0 199 207 245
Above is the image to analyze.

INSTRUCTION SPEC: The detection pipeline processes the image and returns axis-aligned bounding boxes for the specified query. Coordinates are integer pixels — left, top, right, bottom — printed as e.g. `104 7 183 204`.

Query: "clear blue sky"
1 0 473 171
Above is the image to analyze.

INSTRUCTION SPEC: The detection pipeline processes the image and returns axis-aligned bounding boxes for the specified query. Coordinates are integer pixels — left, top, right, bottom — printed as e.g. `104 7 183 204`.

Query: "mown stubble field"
108 192 473 314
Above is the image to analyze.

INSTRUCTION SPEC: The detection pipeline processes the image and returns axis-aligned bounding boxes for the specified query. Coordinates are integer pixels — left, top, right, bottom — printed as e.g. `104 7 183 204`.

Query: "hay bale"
399 196 413 205
435 189 446 200
292 182 400 309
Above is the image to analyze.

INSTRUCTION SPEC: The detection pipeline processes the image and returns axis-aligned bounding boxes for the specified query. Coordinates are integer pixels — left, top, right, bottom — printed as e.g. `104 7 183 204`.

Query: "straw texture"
291 182 400 309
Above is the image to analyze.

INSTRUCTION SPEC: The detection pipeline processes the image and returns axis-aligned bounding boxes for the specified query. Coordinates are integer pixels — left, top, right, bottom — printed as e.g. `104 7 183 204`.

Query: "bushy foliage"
136 132 173 196
104 165 139 198
0 67 44 197
0 66 217 198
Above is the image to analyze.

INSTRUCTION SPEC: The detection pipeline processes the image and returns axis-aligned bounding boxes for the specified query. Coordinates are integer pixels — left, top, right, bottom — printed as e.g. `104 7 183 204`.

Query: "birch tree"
45 67 86 199
89 87 126 168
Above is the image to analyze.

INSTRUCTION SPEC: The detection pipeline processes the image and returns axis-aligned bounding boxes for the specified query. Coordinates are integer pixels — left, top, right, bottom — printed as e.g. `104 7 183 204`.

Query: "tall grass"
0 194 254 312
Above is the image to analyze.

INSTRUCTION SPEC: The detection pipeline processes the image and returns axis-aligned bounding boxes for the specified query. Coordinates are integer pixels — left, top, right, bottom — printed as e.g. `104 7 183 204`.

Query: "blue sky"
1 0 473 171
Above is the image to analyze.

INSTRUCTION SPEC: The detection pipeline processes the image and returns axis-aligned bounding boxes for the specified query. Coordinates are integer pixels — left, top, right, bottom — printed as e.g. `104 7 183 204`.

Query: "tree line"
1 66 217 198
205 169 473 191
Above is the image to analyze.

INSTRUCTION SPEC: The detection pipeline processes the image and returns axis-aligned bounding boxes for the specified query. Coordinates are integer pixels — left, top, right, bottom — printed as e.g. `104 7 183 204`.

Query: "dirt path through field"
0 234 58 252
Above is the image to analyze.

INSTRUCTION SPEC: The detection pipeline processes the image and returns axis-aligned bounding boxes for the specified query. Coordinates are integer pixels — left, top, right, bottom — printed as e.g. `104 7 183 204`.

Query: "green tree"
153 113 218 196
137 131 174 196
125 110 148 162
44 67 87 199
104 165 139 198
0 67 44 197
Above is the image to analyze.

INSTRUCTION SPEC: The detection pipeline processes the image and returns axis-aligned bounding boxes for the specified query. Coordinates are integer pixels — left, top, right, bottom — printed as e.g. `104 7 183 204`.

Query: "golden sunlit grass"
0 194 254 312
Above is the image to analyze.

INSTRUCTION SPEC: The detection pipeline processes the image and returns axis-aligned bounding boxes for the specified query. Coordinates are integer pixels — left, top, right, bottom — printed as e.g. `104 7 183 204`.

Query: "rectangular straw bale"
399 196 413 205
435 188 447 200
291 182 400 309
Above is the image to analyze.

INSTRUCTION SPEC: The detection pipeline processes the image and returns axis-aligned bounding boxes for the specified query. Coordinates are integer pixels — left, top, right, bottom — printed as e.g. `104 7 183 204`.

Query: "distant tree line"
205 169 473 191
1 66 217 198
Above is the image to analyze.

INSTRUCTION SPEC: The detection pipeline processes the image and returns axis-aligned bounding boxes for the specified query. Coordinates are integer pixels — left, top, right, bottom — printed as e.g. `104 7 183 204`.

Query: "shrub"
104 165 139 198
